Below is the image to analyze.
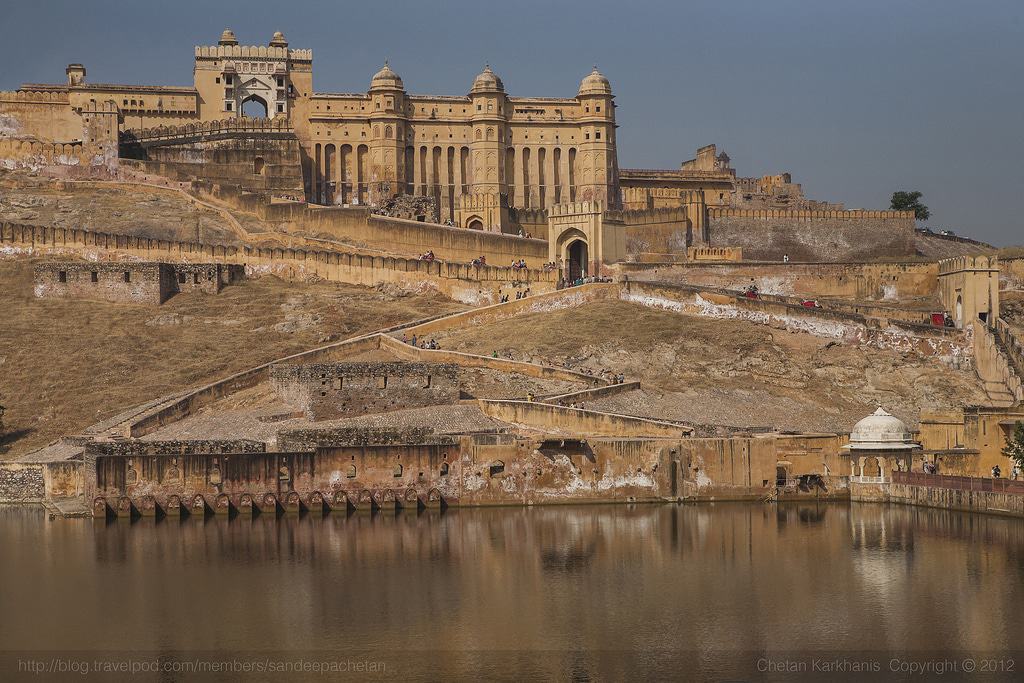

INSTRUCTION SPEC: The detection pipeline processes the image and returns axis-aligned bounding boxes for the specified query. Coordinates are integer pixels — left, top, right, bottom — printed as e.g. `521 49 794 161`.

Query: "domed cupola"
370 61 404 91
269 31 288 48
219 29 239 46
578 66 612 97
845 407 918 450
470 65 504 94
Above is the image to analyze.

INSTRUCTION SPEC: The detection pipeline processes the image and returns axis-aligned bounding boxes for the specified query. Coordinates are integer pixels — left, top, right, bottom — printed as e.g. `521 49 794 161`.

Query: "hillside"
429 299 987 434
0 259 465 459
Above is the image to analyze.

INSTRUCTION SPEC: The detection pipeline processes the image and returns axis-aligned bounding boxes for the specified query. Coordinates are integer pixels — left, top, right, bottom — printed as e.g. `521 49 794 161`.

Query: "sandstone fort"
0 30 1021 523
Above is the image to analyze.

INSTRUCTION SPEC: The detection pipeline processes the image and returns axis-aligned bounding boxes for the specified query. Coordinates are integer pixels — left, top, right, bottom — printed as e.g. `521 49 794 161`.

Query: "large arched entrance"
242 95 269 119
467 218 483 230
567 239 588 281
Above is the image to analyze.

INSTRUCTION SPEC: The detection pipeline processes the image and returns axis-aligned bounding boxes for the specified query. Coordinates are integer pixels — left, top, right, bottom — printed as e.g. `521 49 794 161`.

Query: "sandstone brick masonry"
272 362 460 420
32 261 243 304
706 208 916 262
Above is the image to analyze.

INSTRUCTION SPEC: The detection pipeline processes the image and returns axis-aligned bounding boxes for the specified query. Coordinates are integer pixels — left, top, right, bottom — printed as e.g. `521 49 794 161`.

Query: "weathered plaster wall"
85 432 810 511
271 362 461 419
706 208 916 261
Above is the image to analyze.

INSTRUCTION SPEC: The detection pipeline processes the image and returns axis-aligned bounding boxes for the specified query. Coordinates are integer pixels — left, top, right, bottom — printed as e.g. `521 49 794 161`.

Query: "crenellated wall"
706 207 916 261
0 221 557 303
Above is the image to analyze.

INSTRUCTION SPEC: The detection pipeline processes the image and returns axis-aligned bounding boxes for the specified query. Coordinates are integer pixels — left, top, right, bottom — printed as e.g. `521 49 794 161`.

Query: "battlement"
456 193 504 210
708 208 914 221
123 117 293 142
194 45 312 61
549 201 603 217
0 90 70 104
938 255 1000 274
606 206 688 223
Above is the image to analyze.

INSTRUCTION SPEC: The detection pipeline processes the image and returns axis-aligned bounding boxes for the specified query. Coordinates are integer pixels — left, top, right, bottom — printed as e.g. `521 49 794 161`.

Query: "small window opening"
489 460 505 477
440 462 449 477
393 463 404 478
178 273 186 284
58 271 67 283
123 271 131 283
90 271 98 283
346 464 356 478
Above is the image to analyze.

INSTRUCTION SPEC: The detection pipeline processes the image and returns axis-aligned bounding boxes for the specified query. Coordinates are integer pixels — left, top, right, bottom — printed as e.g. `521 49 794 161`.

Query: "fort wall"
82 431 809 511
477 400 691 438
33 261 170 305
271 361 461 420
31 261 240 305
0 222 557 304
609 206 691 257
1002 258 1024 290
706 208 916 261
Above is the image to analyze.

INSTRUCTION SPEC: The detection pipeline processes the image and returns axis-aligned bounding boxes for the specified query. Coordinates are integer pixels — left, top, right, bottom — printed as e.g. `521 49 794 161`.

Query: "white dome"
370 61 404 90
471 65 504 94
846 407 917 450
578 66 612 96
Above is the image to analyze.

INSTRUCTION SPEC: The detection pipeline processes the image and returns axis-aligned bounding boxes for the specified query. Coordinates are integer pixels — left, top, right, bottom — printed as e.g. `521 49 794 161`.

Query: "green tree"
1003 421 1024 472
890 191 931 221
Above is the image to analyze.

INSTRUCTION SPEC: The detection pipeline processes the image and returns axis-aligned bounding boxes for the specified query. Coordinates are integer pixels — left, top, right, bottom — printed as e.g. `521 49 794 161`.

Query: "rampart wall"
1002 258 1024 290
0 90 79 142
706 208 917 261
0 221 556 304
609 206 691 257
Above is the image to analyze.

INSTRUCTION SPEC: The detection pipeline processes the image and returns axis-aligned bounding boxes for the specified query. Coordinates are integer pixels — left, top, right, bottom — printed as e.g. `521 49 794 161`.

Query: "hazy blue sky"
5 0 1023 245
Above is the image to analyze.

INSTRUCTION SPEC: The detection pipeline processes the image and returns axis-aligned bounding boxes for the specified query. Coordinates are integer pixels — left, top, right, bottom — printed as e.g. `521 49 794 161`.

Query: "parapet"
1 90 71 103
122 117 293 142
938 255 1000 274
707 208 915 221
549 201 603 217
194 45 312 61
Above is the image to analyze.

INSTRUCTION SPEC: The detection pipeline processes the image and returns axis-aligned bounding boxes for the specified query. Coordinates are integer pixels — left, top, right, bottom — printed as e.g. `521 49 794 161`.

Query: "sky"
4 0 1023 245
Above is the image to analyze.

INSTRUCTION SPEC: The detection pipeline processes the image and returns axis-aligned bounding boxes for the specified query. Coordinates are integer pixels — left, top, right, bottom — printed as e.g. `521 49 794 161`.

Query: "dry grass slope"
431 299 987 433
0 259 465 459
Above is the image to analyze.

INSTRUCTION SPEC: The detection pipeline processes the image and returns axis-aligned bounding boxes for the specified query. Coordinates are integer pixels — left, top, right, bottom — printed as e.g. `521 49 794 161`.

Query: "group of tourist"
470 255 488 267
419 250 436 261
401 333 441 350
990 464 1022 479
558 275 612 289
511 259 528 270
516 228 534 239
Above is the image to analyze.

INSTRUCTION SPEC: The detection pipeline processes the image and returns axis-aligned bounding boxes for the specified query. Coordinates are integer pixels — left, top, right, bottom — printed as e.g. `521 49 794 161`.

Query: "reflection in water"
1 503 1023 679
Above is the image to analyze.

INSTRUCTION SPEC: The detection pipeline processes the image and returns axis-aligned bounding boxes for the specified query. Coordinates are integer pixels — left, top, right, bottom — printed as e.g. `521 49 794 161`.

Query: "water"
2 502 1023 681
